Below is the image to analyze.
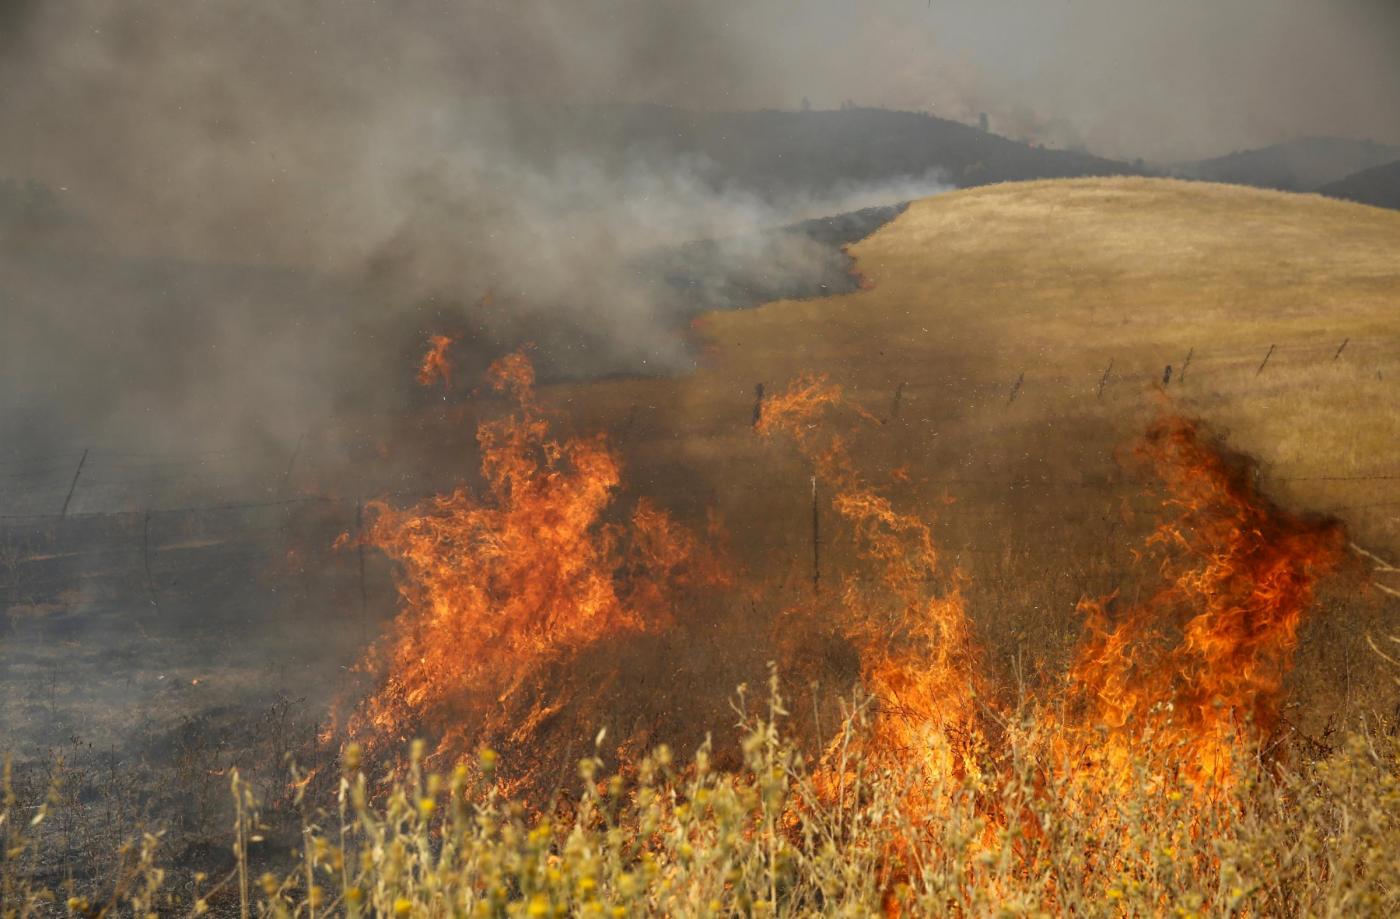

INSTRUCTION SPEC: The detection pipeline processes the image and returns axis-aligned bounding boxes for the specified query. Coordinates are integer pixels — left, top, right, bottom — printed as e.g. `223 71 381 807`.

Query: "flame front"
345 352 726 782
755 380 1347 804
751 380 1351 909
339 356 1353 907
1054 415 1347 791
756 374 989 815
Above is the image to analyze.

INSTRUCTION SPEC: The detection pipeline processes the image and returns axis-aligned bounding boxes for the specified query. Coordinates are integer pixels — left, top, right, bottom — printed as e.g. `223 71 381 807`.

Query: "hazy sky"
3 0 1399 176
1 0 1398 455
2 0 1397 285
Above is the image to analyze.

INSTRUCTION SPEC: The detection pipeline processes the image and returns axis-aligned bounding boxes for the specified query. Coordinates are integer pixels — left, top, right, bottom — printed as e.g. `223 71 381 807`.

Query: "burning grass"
335 352 730 792
5 676 1399 916
1051 414 1349 793
6 345 1397 915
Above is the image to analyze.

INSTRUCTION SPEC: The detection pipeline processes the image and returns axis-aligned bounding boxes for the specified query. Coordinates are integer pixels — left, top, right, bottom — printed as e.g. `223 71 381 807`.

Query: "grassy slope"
549 176 1400 720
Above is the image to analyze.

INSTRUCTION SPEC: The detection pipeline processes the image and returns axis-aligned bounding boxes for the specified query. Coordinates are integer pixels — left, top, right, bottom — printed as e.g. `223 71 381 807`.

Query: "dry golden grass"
7 676 1400 917
564 177 1400 539
542 177 1400 721
8 178 1400 915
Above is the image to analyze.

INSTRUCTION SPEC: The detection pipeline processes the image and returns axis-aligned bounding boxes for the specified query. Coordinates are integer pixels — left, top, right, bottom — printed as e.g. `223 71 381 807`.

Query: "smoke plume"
2 0 1397 457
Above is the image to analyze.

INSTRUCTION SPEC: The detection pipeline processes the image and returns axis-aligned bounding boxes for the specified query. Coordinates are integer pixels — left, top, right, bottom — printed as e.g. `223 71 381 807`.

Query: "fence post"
1256 344 1276 376
1096 359 1113 399
280 433 305 498
60 448 89 517
1179 347 1194 383
1008 372 1025 404
356 498 369 639
1334 338 1349 361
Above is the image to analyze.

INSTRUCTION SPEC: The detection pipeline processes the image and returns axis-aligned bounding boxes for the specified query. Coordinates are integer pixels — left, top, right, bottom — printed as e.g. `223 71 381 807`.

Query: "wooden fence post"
60 448 88 517
142 510 160 611
280 433 305 498
1097 359 1114 399
1256 344 1276 376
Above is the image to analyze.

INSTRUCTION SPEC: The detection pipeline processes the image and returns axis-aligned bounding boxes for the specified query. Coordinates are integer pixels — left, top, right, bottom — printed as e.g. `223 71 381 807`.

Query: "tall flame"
344 347 1351 902
346 352 727 781
1055 415 1347 789
753 385 1350 911
757 374 990 808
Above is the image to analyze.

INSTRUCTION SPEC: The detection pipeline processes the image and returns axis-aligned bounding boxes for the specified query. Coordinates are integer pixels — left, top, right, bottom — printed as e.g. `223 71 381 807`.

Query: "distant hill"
1173 137 1400 192
1317 158 1400 210
487 104 1148 197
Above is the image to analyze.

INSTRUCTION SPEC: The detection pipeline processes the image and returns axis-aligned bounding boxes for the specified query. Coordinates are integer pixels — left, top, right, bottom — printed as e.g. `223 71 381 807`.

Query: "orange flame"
416 333 456 392
1055 415 1347 790
343 347 1350 908
757 374 990 808
346 351 727 779
755 391 1348 911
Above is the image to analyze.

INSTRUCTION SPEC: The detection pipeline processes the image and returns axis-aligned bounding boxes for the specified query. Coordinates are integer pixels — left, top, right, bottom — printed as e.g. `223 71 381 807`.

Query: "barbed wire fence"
1 332 1396 604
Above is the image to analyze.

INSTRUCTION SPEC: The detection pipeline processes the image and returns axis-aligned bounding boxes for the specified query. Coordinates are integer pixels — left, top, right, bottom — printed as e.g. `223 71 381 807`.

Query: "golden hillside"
546 177 1399 720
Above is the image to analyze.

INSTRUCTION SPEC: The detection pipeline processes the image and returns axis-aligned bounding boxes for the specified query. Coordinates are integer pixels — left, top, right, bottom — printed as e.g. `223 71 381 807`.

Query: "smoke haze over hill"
1 0 1398 454
3 0 1398 255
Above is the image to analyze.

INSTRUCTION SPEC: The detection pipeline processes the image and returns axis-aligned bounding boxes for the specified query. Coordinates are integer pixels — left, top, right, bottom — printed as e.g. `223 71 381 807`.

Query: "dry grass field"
6 177 1400 914
529 177 1400 726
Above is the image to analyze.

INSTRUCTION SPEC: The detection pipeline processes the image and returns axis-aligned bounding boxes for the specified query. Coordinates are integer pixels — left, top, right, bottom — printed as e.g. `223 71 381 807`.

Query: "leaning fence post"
1096 359 1114 399
1334 338 1349 361
1008 371 1025 404
60 448 89 517
1256 344 1276 376
280 433 305 499
752 383 765 429
1179 347 1194 383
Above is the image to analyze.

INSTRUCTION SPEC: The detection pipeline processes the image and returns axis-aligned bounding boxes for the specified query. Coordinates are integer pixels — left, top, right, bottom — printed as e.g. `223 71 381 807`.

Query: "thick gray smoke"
0 2 947 458
2 0 1397 457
